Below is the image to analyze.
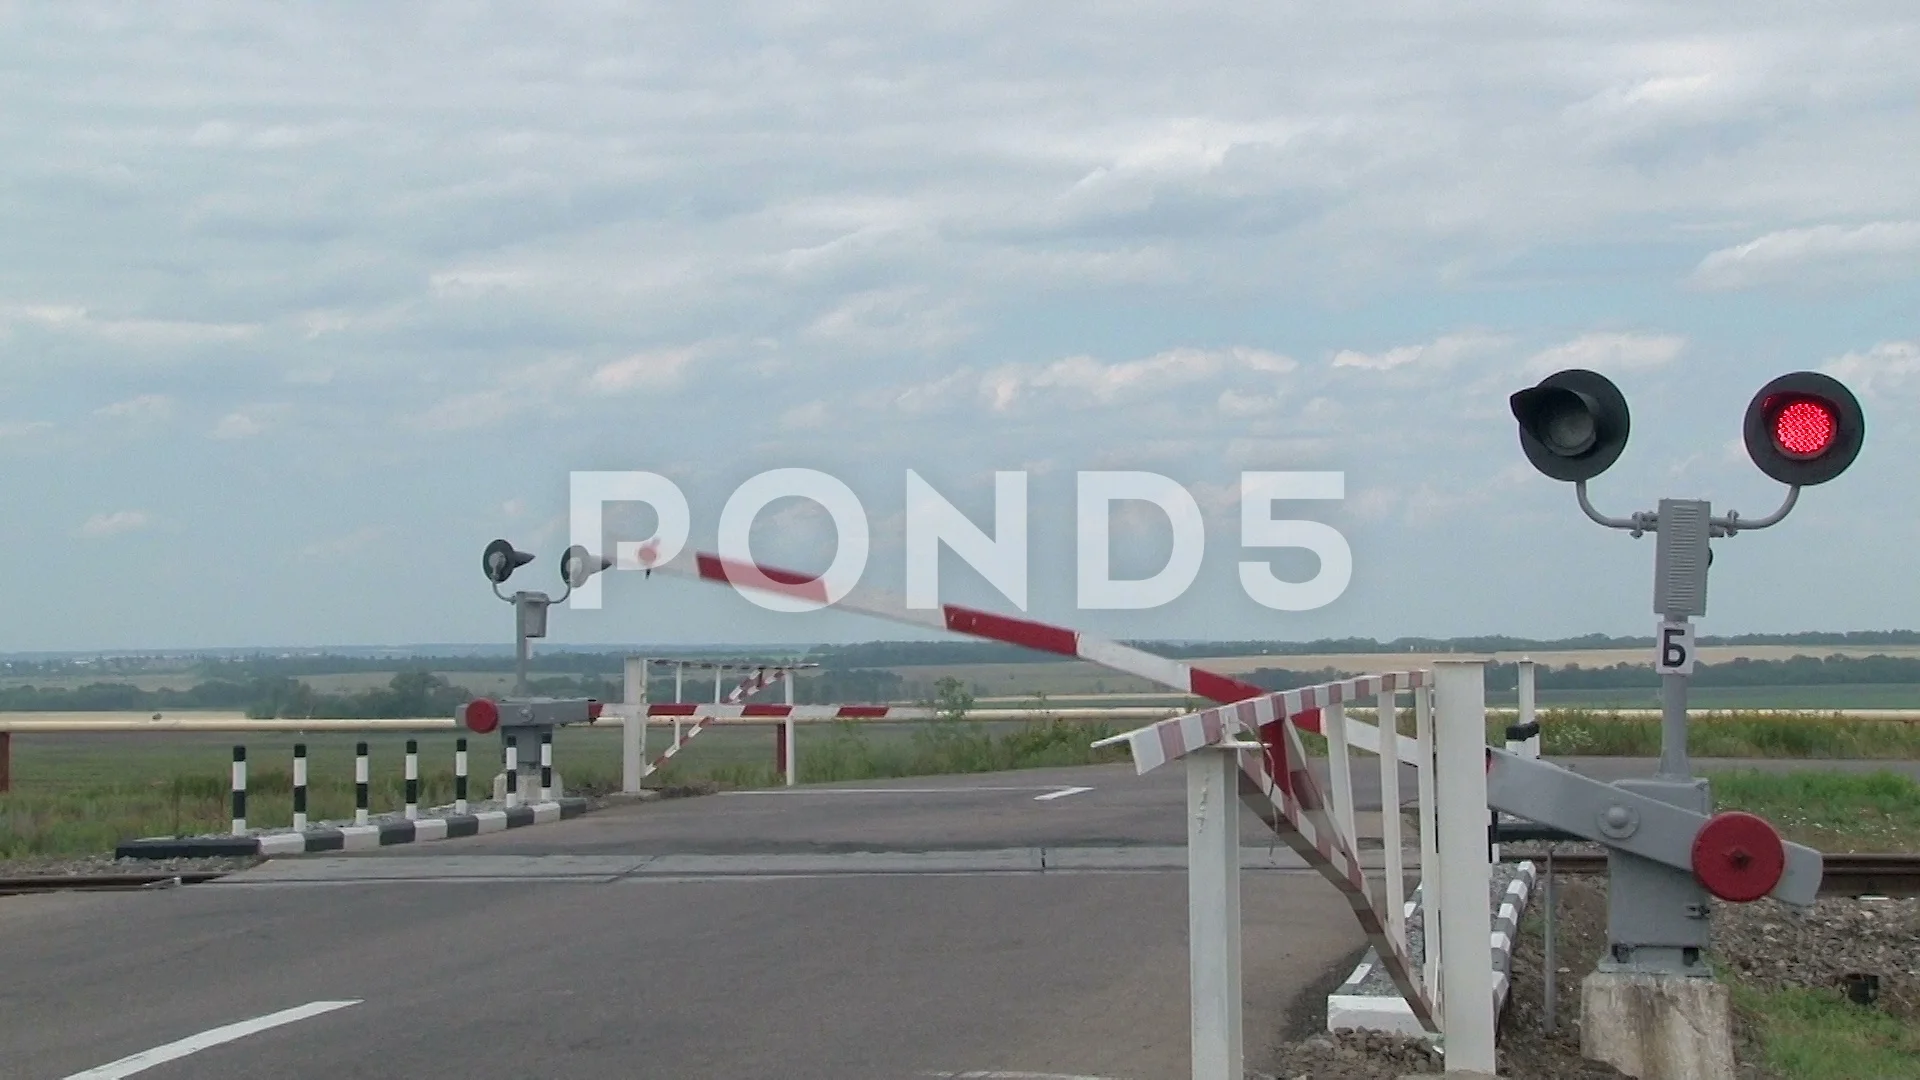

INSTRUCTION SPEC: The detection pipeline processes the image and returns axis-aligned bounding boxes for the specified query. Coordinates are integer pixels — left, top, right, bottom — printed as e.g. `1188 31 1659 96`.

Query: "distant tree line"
9 648 1920 715
12 629 1920 682
801 630 1920 668
1237 654 1920 694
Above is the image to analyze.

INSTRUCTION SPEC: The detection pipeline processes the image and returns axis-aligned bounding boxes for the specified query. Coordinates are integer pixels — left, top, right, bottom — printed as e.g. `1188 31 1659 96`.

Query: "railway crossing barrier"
624 542 1832 1078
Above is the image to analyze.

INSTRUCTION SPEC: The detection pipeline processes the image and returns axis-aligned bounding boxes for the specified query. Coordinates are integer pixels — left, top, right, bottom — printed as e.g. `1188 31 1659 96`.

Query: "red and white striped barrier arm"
1101 671 1429 775
630 546 1429 1017
1094 671 1437 1031
631 546 1320 729
647 704 937 721
642 666 791 776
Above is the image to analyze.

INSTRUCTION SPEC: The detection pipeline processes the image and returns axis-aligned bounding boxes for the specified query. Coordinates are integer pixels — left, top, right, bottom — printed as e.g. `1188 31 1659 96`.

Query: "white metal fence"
1096 659 1502 1077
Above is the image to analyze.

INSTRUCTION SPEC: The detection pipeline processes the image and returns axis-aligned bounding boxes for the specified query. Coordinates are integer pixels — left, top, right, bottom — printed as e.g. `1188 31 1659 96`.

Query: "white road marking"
723 786 1059 795
1033 786 1093 801
62 1000 362 1079
921 1071 1132 1079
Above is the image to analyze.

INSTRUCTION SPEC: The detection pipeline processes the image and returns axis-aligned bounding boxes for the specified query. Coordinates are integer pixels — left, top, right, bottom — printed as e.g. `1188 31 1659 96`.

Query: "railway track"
0 872 232 896
1521 851 1920 898
4 854 1917 899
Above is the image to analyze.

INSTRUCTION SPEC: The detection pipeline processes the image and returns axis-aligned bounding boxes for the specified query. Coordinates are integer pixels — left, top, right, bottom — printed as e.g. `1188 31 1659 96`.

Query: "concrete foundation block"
1580 971 1735 1080
491 770 563 803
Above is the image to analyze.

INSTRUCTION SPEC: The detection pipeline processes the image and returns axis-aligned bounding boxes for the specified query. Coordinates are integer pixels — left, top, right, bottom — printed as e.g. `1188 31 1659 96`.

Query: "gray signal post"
1506 367 1864 1079
454 539 615 801
1574 485 1799 976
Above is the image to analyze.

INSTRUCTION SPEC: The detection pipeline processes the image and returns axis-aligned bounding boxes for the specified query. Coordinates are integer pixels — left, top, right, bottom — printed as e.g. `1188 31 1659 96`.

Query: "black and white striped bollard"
292 743 308 831
505 735 519 809
539 731 553 802
404 739 419 820
355 741 370 826
455 737 469 814
230 746 247 835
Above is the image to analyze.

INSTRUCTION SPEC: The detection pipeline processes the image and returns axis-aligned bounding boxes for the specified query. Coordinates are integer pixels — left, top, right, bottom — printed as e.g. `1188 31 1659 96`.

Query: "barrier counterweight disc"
1692 811 1787 902
463 699 500 735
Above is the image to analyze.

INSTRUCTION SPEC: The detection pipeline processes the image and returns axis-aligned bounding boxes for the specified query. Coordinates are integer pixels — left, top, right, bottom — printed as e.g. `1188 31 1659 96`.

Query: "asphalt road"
9 753 1903 1080
393 761 1409 857
2 764 1374 1080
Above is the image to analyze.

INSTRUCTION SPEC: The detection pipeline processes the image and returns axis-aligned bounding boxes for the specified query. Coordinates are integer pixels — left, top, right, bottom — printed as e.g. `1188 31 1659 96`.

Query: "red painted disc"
1692 811 1786 902
464 698 500 735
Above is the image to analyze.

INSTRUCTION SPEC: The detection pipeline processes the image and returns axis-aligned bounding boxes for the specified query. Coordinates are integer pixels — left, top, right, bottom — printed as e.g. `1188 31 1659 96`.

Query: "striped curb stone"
114 797 591 860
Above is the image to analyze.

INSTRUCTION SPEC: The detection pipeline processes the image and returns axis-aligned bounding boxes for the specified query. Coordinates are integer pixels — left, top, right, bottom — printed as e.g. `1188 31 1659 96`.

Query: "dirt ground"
1257 870 1918 1079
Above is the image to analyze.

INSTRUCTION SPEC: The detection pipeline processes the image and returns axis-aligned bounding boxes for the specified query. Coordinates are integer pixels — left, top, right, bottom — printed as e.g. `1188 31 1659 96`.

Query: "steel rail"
0 871 236 896
1507 851 1920 897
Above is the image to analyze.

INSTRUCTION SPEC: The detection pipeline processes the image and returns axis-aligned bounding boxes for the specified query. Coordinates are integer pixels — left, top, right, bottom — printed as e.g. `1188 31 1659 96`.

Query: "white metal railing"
601 657 1190 792
1095 659 1501 1077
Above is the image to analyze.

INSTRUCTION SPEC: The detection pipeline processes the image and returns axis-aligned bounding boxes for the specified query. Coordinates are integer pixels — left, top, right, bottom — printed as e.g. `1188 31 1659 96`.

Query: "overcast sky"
2 3 1917 654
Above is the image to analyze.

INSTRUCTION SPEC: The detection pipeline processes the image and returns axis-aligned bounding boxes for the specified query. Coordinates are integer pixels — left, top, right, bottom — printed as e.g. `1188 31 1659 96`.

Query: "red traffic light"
1771 399 1837 458
462 698 500 734
1743 372 1863 486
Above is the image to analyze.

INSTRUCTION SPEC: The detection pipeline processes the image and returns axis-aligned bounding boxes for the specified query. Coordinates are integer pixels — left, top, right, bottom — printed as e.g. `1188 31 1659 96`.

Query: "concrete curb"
1325 860 1539 1038
114 798 593 860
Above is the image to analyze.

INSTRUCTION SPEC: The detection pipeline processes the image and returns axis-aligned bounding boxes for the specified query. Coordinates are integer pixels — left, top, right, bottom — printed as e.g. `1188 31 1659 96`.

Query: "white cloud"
1524 332 1686 377
781 400 831 430
428 268 534 299
801 288 972 354
1689 222 1920 291
77 510 149 538
0 305 258 347
212 410 268 439
94 394 174 422
1332 333 1506 372
1218 388 1283 417
587 347 699 394
297 526 389 562
0 420 54 441
985 346 1296 412
1821 340 1920 394
413 359 579 433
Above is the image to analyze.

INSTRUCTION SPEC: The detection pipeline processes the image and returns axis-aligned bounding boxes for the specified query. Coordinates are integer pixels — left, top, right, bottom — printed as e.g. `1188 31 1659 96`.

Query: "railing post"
1431 659 1497 1075
1415 684 1441 1013
1324 702 1360 857
1187 746 1243 1080
230 746 247 835
404 739 419 820
505 736 520 809
1376 691 1406 953
455 737 469 814
539 731 553 802
292 743 308 832
623 657 647 793
0 731 11 793
355 742 370 826
784 668 797 786
1519 656 1539 759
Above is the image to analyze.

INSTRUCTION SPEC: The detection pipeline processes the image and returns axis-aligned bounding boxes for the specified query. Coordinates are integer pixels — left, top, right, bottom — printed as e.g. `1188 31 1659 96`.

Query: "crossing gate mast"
1507 366 1864 1077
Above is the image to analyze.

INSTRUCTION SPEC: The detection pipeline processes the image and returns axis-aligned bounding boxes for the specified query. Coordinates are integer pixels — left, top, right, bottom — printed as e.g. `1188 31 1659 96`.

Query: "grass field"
1732 981 1920 1080
1708 769 1920 853
0 718 1133 857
